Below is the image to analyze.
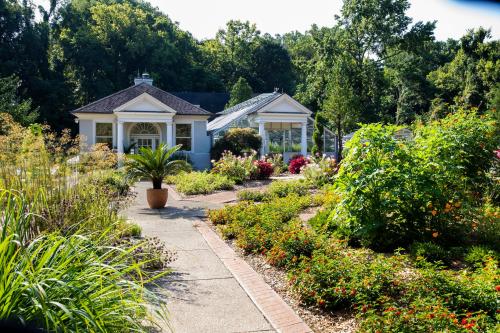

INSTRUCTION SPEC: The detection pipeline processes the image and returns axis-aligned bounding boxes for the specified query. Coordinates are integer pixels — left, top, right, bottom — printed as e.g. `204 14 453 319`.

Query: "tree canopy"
0 0 497 132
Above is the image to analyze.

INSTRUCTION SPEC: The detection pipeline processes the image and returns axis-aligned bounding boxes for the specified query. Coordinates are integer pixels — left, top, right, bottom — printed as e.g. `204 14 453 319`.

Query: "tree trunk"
152 178 163 189
337 119 343 162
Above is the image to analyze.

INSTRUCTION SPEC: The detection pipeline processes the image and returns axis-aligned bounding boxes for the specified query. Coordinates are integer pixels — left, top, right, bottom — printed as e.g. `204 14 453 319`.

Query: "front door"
130 123 161 152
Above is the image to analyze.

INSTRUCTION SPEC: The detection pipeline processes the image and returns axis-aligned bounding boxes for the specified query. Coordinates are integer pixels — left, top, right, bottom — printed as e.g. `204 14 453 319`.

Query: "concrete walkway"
124 182 274 333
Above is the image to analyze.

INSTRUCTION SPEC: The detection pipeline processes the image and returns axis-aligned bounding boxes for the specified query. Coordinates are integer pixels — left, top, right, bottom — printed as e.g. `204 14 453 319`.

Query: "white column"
258 121 266 156
166 121 173 148
301 121 307 156
117 120 124 154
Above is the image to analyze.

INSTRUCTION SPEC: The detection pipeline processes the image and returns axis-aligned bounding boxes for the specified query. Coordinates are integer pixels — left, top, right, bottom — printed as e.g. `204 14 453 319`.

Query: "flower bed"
208 111 500 332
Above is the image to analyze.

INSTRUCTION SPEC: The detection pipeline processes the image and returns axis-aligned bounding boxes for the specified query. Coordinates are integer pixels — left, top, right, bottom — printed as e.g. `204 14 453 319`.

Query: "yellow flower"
432 232 439 238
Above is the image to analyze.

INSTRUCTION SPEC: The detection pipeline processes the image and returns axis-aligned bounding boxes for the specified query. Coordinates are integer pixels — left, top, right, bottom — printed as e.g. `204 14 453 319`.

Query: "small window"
95 123 113 147
176 124 192 151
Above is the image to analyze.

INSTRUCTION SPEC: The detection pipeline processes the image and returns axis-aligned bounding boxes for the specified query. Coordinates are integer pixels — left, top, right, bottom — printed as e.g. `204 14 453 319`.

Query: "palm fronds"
126 144 191 189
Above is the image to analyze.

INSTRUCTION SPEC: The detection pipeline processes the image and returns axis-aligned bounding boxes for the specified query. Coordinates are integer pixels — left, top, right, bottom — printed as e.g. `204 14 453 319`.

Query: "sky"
38 0 500 41
146 0 500 41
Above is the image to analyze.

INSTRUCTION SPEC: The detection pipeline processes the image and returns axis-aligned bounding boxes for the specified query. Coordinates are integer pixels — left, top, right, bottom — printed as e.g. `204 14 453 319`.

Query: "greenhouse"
207 92 338 160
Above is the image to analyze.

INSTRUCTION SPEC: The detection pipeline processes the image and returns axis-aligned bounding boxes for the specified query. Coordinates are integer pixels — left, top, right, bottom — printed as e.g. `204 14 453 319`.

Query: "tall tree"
311 112 325 155
251 36 295 93
322 62 360 161
54 0 220 106
0 76 38 126
226 77 253 108
428 28 500 118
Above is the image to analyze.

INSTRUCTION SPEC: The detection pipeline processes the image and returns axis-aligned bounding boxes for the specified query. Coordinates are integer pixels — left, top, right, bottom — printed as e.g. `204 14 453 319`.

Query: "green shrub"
290 246 404 310
302 156 338 187
267 179 308 198
211 128 261 160
209 194 312 253
169 172 235 195
120 222 142 238
358 295 494 333
267 220 321 268
88 169 132 197
409 242 450 264
237 189 268 202
464 245 498 268
332 110 498 250
211 150 257 184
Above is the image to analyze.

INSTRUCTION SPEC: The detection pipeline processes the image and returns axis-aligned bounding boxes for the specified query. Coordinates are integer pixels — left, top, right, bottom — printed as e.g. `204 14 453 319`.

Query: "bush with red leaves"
288 155 307 174
255 160 274 179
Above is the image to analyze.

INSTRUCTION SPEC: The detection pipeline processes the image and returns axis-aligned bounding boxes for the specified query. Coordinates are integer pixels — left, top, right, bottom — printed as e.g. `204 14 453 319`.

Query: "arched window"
130 123 159 135
130 123 160 150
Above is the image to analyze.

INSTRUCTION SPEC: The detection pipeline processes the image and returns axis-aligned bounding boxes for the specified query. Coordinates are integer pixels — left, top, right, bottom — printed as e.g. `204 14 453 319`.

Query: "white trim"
114 112 174 123
253 113 309 124
173 115 210 122
258 94 312 115
74 113 116 121
113 93 177 113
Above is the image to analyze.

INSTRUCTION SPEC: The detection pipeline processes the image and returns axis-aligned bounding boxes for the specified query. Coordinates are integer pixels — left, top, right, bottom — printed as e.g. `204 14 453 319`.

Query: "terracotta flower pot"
146 188 168 209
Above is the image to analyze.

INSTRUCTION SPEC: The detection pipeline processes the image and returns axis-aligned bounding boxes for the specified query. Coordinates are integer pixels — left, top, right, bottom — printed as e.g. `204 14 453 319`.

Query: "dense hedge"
331 110 499 250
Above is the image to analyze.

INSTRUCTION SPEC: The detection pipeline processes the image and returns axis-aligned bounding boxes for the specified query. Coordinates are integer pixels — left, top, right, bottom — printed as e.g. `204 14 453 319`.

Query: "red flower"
495 285 500 292
428 313 435 319
461 318 468 325
255 160 273 179
288 155 307 174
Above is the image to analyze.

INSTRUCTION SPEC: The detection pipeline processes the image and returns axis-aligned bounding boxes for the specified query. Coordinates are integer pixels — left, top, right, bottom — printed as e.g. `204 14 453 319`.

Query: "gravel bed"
204 218 358 333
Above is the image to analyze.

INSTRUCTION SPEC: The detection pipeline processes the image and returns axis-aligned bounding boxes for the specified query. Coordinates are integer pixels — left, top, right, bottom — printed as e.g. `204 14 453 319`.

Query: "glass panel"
176 124 191 138
96 123 112 136
136 138 153 149
176 138 191 151
131 123 158 135
176 124 192 151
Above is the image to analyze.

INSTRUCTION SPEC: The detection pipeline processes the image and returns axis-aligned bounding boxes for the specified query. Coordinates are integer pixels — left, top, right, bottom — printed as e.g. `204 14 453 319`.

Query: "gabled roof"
71 83 211 115
207 92 282 132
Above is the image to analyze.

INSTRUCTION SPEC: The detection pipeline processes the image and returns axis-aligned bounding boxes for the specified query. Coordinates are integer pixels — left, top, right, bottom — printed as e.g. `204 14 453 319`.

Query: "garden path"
124 181 275 333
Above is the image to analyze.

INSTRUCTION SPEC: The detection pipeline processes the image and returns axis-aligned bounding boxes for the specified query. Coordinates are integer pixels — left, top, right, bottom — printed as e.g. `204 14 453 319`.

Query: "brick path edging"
196 222 313 333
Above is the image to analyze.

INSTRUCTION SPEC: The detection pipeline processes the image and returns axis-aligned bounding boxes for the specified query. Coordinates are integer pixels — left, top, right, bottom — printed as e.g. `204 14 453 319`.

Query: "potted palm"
126 144 191 208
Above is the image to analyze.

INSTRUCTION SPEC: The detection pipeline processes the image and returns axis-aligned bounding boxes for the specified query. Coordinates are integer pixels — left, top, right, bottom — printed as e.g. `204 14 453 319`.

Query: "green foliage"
208 194 313 253
311 112 324 155
464 245 498 268
302 156 338 187
0 76 38 126
237 179 309 202
267 180 308 197
126 144 191 189
211 150 257 183
0 190 168 332
237 189 267 202
267 220 321 268
428 28 499 117
120 222 142 238
211 128 262 160
331 111 498 250
226 77 253 108
409 242 450 264
167 172 235 195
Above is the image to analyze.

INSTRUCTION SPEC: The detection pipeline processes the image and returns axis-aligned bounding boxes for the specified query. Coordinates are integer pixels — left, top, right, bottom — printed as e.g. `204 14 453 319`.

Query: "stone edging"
196 222 313 333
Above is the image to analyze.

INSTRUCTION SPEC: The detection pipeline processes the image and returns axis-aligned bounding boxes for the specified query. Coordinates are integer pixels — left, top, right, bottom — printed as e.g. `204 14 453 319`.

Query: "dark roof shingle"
71 83 211 115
